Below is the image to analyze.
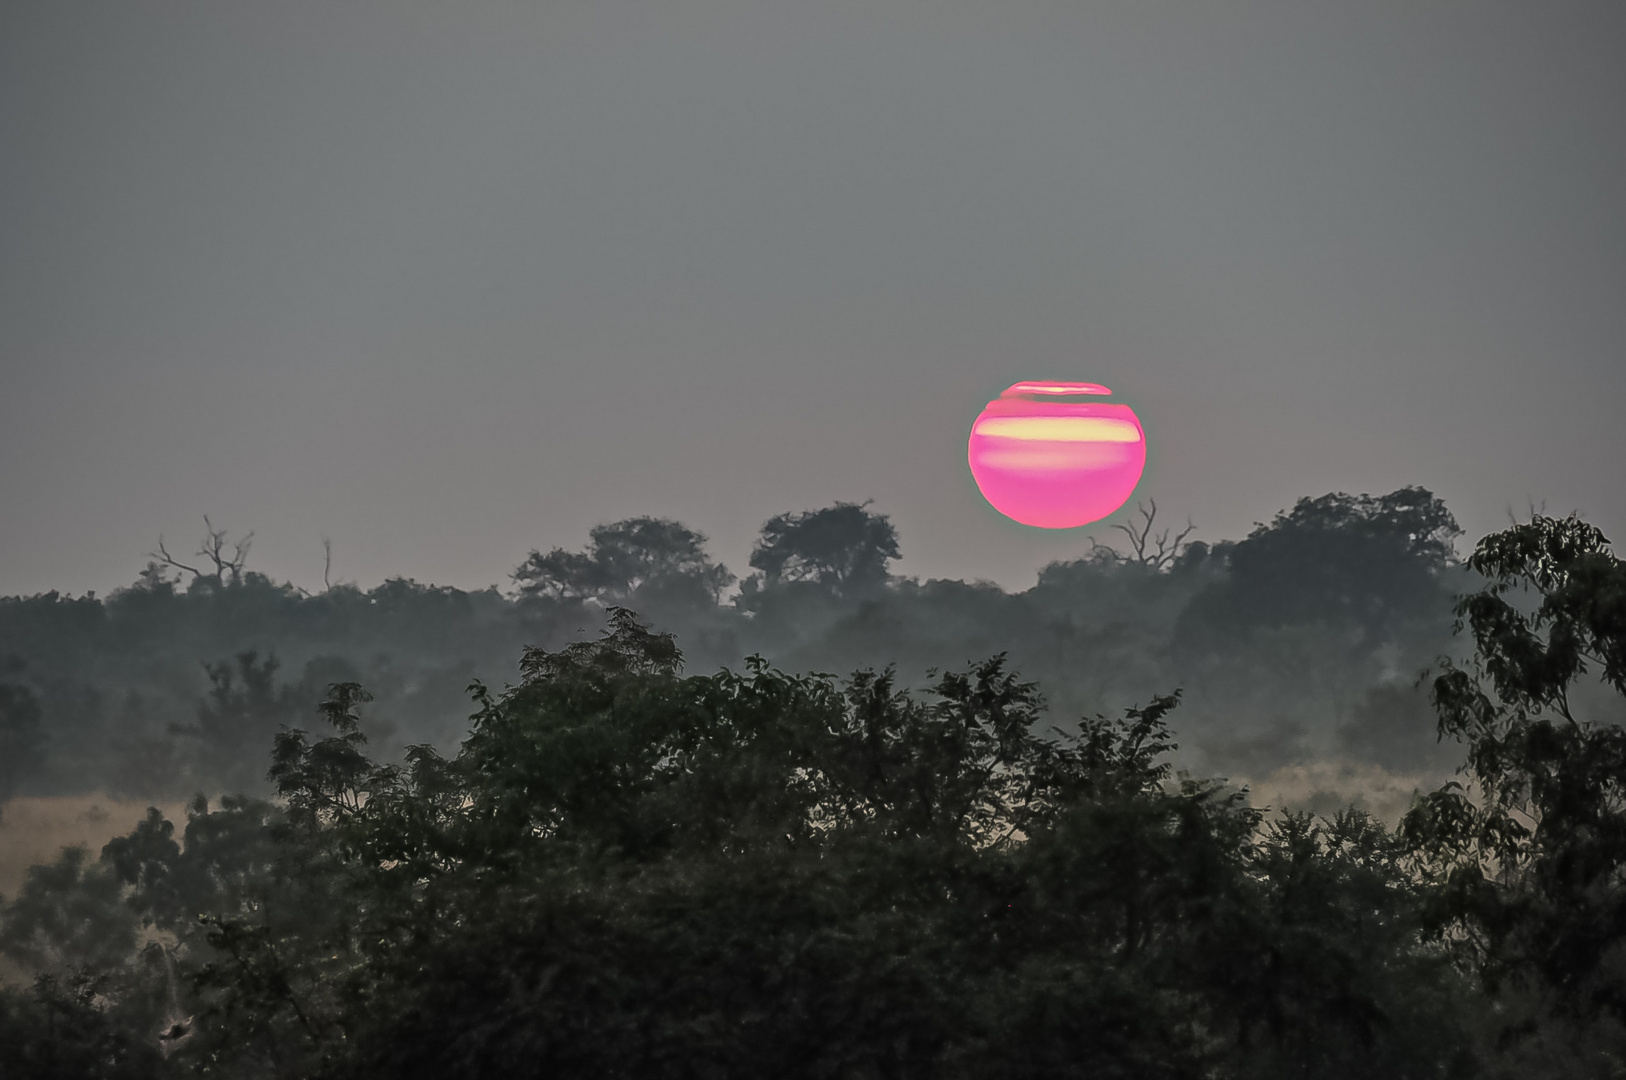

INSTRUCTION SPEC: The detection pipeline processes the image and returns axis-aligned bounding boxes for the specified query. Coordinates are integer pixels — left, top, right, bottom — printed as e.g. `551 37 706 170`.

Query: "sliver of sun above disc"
968 381 1146 529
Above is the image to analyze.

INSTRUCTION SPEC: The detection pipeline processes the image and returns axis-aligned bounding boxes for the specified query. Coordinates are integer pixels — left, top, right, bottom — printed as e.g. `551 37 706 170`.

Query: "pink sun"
967 381 1146 529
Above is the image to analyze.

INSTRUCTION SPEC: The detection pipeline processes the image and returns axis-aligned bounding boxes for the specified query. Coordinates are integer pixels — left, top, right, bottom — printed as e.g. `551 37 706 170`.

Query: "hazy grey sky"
4 1 1623 597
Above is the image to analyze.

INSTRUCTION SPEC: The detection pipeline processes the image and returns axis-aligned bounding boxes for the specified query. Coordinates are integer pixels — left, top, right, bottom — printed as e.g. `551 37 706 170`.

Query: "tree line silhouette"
0 509 1622 1076
0 488 1479 805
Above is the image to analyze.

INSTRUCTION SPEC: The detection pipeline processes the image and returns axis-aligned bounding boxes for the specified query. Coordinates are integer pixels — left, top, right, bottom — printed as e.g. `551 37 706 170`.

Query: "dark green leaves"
1409 515 1626 1028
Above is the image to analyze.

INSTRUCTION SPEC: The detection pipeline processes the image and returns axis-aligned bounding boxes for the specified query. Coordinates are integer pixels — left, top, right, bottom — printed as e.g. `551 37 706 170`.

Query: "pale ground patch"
0 795 187 899
0 797 194 993
1 796 187 985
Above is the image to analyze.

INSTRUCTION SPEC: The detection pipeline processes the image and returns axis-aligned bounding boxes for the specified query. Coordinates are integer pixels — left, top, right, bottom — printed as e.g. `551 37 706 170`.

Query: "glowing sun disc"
967 381 1146 529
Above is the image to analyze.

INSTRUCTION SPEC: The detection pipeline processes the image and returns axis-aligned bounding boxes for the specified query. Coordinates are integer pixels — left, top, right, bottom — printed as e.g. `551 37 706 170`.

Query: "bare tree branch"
150 517 252 585
198 515 252 585
322 536 333 592
1105 500 1197 571
150 536 204 579
1084 534 1121 565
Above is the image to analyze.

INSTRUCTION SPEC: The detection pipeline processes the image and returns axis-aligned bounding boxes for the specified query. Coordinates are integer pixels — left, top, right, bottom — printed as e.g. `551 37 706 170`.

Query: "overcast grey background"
3 1 1622 598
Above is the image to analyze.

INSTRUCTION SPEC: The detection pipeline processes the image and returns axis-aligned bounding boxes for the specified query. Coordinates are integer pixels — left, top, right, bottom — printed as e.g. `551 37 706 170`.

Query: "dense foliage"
0 487 1467 802
1 513 1622 1077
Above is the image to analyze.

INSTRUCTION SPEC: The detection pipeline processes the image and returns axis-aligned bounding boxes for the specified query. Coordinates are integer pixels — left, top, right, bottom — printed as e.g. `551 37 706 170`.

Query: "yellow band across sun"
973 416 1142 443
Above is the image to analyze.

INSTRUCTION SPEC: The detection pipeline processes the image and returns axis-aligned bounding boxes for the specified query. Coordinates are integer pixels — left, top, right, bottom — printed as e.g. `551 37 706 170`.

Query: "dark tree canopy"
0 608 1505 1079
0 680 43 800
1405 514 1626 1026
512 516 736 608
1179 486 1462 649
10 499 1626 1077
746 501 900 599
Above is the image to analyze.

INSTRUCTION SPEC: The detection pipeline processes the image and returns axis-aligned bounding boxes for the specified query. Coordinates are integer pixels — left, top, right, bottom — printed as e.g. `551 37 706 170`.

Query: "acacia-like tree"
745 501 900 600
512 517 736 608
